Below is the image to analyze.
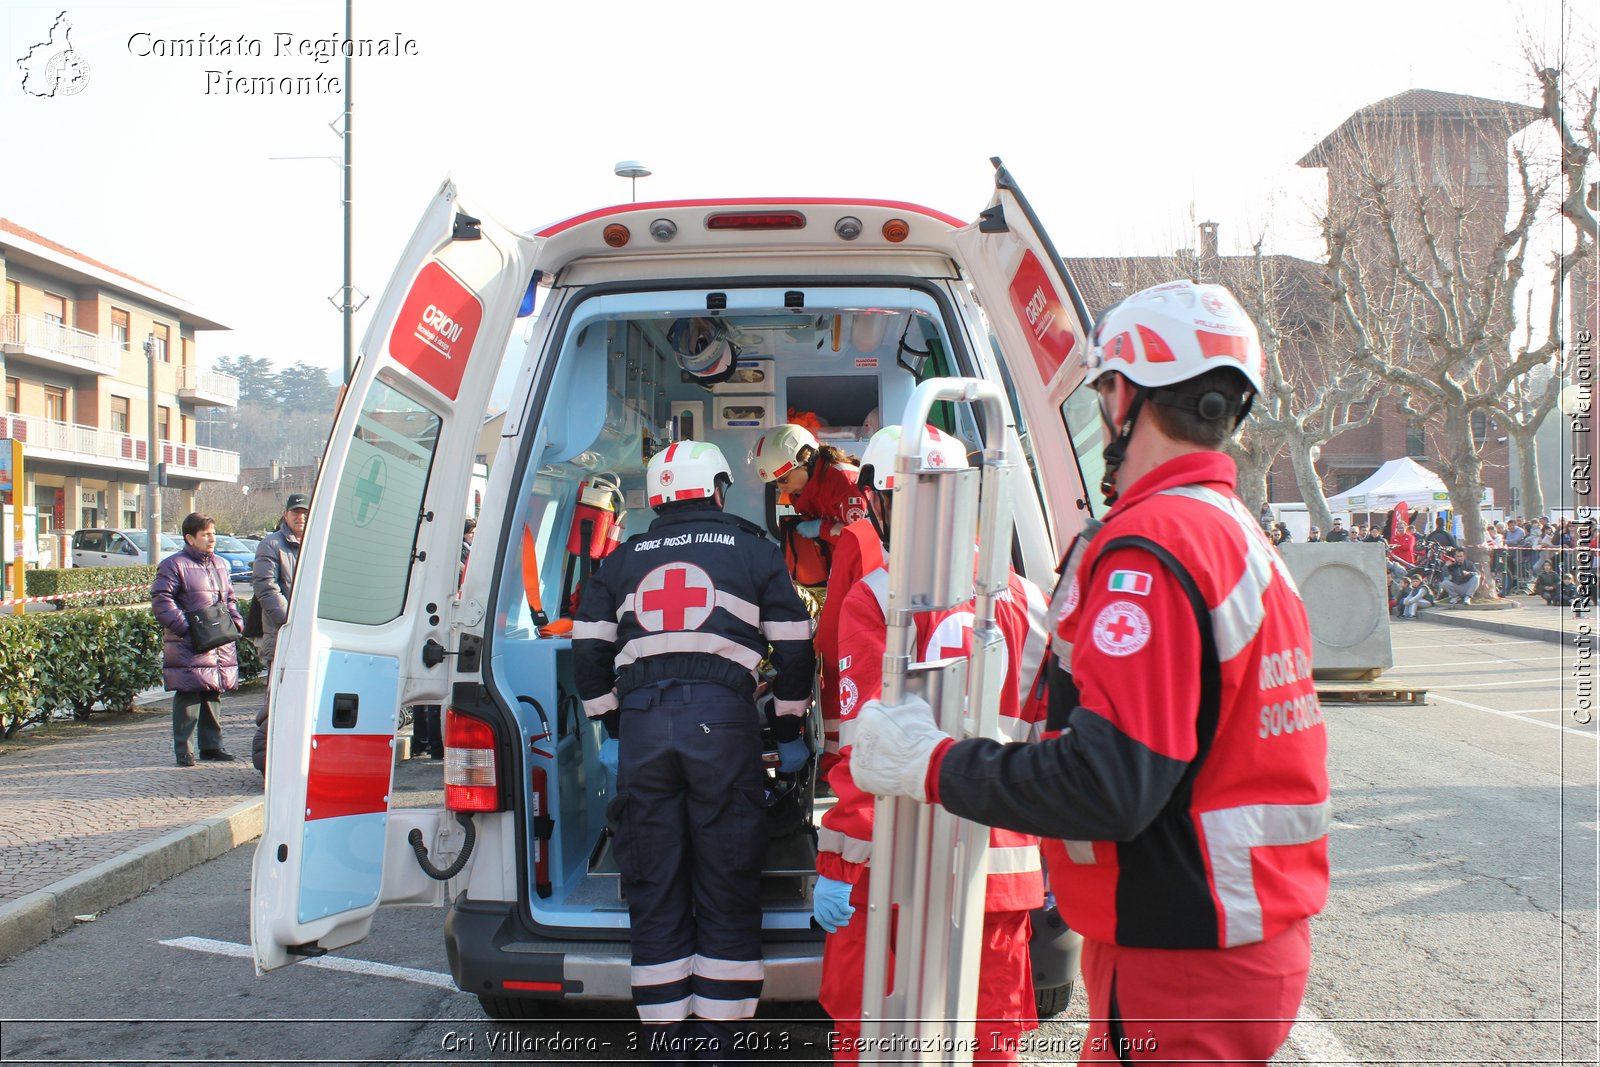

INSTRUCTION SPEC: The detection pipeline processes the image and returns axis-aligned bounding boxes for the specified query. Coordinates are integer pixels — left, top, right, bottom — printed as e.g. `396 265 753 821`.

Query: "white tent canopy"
1324 457 1450 512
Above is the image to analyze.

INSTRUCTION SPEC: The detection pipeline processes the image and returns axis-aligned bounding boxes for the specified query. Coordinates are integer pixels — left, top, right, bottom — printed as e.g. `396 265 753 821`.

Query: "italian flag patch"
1107 569 1153 596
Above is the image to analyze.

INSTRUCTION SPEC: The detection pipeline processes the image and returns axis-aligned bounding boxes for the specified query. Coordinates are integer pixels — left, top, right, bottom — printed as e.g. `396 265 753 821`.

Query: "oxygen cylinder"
567 476 621 558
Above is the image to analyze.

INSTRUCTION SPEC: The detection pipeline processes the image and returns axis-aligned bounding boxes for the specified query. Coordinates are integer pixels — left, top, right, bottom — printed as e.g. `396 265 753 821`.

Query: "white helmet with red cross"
1083 280 1264 394
858 424 969 491
749 424 819 483
647 440 732 508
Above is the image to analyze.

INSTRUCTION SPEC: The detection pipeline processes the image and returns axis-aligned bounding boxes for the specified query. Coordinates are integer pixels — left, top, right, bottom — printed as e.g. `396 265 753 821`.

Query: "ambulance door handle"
332 693 359 729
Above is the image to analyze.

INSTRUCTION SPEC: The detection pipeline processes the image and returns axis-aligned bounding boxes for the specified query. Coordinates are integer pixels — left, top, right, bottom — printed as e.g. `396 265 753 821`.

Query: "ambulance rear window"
317 378 442 624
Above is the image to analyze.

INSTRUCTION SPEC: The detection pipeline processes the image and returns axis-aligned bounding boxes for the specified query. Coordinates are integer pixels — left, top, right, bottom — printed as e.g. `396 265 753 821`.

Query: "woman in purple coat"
151 513 243 767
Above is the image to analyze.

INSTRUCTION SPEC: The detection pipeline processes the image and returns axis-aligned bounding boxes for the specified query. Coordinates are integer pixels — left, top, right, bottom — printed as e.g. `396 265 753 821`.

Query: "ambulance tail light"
445 709 502 812
705 211 807 231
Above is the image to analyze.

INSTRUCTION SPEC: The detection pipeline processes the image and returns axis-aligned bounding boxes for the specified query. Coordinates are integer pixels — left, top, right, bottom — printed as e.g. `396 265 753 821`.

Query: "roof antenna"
614 160 652 203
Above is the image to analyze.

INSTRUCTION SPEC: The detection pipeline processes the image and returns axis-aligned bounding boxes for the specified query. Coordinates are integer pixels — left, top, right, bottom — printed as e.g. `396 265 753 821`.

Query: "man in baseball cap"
249 494 309 773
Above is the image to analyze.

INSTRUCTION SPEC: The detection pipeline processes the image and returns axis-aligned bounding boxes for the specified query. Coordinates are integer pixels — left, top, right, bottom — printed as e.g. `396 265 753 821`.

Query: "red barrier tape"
0 583 148 608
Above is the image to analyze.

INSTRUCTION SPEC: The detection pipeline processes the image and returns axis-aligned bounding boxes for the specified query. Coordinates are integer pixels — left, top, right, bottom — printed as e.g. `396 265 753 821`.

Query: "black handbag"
185 564 240 653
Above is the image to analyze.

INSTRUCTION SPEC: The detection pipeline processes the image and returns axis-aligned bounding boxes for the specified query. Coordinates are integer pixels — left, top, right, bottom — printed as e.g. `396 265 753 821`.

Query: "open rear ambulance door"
952 158 1095 548
251 180 541 973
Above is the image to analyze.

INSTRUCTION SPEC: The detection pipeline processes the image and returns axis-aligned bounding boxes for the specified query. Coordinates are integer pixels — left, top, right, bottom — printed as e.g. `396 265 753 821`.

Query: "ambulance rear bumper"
445 897 824 1003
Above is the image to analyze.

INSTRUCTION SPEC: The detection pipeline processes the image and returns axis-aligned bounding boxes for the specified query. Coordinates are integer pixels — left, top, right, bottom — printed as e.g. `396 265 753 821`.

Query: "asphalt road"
0 616 1594 1065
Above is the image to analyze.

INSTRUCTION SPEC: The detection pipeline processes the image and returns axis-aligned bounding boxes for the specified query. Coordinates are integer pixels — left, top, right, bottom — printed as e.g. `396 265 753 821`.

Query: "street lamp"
614 160 652 202
143 333 161 559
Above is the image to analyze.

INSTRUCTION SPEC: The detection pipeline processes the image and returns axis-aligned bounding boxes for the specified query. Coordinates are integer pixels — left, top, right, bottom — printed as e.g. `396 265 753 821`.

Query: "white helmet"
1084 280 1264 395
859 424 968 490
750 424 819 483
647 440 732 508
667 317 739 383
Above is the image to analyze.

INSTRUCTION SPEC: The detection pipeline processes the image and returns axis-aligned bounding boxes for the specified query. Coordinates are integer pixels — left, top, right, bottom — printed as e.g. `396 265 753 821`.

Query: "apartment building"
0 218 240 566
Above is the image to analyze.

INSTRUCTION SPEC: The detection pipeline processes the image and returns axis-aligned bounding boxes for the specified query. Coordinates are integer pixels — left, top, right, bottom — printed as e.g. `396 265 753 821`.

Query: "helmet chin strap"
1098 386 1148 506
865 489 891 549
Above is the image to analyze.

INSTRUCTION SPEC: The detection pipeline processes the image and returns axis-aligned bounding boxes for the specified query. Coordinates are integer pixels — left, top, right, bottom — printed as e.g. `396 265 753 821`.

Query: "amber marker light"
603 223 631 247
882 218 910 243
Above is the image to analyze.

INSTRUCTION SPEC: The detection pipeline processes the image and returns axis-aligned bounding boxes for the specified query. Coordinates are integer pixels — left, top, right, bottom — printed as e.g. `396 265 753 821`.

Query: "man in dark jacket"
1534 561 1562 604
250 494 308 773
1326 519 1350 542
1440 547 1481 603
574 440 814 1058
152 513 244 766
1425 517 1457 550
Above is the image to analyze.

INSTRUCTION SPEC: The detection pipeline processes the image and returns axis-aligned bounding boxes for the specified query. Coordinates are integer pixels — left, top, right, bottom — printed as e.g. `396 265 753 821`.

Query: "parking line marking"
1429 695 1598 739
1431 678 1566 690
1396 654 1568 670
1289 1004 1357 1063
161 936 462 991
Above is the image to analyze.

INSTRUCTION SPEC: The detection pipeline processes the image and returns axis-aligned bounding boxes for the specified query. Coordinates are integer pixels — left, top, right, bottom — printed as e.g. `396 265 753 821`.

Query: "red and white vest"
819 564 1049 912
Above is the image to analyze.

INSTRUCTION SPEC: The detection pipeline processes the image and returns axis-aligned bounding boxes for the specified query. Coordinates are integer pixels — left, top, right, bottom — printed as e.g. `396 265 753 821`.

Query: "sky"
1 0 1591 380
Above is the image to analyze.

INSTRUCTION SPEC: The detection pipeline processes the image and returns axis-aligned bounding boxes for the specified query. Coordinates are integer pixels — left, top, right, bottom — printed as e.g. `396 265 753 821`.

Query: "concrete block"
1279 542 1394 680
0 892 56 960
145 828 210 883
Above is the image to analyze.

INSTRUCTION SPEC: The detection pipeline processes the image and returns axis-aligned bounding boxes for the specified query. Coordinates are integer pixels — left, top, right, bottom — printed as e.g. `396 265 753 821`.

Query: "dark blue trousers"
612 681 767 1061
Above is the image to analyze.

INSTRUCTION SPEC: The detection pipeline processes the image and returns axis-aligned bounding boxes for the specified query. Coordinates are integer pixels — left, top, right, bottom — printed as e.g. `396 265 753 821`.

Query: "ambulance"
250 160 1102 1021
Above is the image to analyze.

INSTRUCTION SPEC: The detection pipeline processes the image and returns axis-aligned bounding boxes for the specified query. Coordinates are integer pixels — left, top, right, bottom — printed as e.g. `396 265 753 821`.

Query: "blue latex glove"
777 737 809 773
598 738 619 776
796 518 823 538
812 875 856 933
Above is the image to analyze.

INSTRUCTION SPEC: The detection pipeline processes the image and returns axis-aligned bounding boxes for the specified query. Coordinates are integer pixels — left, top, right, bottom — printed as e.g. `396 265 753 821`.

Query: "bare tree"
1320 82 1593 595
1233 241 1384 532
1069 231 1383 524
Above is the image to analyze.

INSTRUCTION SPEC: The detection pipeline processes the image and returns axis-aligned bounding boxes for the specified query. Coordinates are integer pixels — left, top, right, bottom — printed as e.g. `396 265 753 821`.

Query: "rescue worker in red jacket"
574 440 816 1061
752 423 871 778
812 513 883 780
849 281 1331 1065
814 424 1051 1065
751 423 868 547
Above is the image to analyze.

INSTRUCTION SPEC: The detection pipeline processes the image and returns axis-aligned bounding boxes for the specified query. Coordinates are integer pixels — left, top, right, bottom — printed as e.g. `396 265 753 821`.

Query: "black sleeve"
573 556 623 735
935 706 1190 841
756 542 816 702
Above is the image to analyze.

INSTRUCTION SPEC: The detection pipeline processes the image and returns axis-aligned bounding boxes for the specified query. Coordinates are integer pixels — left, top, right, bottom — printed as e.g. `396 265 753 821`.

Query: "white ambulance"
250 160 1102 1021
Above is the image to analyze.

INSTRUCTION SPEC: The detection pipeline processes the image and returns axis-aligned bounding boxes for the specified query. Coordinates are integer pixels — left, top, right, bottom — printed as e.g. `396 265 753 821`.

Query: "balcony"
177 365 240 408
0 313 124 376
0 412 238 482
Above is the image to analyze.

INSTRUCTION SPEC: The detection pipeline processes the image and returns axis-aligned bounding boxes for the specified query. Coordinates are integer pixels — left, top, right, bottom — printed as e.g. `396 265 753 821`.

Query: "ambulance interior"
486 285 990 930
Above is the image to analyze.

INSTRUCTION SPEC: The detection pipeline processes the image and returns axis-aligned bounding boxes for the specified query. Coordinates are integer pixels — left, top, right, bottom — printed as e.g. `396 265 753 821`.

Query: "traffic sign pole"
5 440 23 615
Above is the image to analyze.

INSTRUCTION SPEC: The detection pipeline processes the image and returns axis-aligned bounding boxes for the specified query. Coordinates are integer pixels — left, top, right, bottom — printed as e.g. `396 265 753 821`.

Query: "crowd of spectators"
1263 508 1595 620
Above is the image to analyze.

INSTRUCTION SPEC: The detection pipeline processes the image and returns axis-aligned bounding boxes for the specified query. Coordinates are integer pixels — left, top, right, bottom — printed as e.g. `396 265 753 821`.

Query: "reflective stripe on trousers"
611 682 767 1025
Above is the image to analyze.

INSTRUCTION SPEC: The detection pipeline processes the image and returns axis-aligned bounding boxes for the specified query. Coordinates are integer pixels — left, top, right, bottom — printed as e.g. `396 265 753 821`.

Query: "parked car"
211 535 255 582
252 167 1098 1020
70 528 181 567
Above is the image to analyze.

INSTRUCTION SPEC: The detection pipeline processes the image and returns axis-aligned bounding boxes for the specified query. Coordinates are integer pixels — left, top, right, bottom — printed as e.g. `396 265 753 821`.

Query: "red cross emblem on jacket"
636 563 716 631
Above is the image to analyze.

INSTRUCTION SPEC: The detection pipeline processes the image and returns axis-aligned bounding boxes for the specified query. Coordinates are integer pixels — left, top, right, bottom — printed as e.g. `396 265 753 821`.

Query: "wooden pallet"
1316 684 1428 705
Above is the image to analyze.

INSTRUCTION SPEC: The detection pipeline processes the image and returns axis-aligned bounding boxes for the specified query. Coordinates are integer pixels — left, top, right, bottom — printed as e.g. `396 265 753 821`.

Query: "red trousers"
822 907 1036 1065
1079 919 1311 1065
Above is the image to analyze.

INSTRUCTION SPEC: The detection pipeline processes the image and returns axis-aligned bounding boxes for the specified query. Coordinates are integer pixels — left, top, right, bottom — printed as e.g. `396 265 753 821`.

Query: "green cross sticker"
352 456 386 527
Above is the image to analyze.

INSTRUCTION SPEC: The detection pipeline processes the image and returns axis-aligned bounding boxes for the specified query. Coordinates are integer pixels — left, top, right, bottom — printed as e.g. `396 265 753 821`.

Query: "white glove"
849 695 951 802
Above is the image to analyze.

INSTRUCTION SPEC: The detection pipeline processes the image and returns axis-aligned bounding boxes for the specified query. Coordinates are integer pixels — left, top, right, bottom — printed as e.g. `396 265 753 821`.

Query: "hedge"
25 565 159 608
0 599 264 738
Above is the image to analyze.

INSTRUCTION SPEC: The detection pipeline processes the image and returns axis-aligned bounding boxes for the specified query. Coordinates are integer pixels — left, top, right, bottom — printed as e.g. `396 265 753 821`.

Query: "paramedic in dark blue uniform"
574 440 815 1060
